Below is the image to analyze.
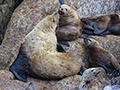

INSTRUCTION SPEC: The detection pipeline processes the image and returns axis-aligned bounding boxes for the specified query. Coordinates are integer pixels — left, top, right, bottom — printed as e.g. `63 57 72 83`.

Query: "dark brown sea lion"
81 13 120 36
84 38 120 74
56 4 83 41
9 13 83 82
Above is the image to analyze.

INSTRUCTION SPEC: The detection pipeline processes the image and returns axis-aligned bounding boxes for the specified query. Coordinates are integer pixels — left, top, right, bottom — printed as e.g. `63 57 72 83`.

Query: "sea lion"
9 13 82 82
81 13 120 36
78 67 108 90
84 38 120 74
56 3 83 41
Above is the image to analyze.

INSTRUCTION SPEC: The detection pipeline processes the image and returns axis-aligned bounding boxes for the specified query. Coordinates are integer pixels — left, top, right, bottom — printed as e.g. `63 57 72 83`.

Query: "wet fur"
84 38 120 73
82 13 120 36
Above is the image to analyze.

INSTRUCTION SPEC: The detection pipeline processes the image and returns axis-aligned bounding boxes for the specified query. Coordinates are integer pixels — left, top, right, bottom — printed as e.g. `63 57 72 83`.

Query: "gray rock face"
0 0 119 70
0 0 23 44
77 0 119 18
0 70 82 89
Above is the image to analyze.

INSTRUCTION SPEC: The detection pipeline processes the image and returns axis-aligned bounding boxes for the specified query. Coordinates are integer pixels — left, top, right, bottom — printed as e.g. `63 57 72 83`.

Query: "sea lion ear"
59 0 64 5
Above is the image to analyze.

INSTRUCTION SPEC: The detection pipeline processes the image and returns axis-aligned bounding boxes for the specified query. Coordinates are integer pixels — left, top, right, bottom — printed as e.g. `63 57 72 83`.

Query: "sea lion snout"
58 7 64 15
84 38 91 45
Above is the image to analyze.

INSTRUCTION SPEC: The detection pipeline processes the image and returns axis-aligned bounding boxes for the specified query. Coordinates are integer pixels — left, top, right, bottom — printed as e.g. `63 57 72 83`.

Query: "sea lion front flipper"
57 41 70 47
26 82 35 90
56 43 66 52
93 22 108 36
98 64 110 73
59 0 64 5
82 28 94 35
78 66 86 75
9 54 28 82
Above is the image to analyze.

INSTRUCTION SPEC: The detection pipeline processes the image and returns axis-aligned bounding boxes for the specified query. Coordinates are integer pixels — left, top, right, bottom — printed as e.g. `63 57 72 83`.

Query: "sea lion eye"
53 19 55 22
65 8 67 11
88 39 92 42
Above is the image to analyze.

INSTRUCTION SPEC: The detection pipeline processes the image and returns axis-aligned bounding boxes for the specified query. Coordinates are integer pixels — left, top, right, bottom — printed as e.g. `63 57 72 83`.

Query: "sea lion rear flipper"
56 43 66 52
59 0 64 5
82 28 94 35
98 64 110 73
82 23 94 35
78 66 86 75
9 54 28 82
57 41 70 47
93 22 108 36
26 82 35 90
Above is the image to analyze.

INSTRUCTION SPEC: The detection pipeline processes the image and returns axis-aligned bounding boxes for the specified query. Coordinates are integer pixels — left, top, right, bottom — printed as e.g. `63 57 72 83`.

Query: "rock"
78 67 109 90
93 35 120 57
51 75 82 90
0 70 28 90
103 85 120 90
110 76 120 85
0 70 82 89
0 0 23 44
0 0 119 70
77 0 119 18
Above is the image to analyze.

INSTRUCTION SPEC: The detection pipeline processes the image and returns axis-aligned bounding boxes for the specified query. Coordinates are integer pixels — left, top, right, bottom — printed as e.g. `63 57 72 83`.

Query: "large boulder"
77 0 119 18
0 0 23 44
0 0 119 70
0 70 82 89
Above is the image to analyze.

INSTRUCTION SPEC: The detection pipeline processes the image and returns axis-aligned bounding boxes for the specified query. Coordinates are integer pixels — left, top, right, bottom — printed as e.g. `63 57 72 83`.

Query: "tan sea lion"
84 38 120 74
56 4 83 41
9 13 82 82
81 13 120 36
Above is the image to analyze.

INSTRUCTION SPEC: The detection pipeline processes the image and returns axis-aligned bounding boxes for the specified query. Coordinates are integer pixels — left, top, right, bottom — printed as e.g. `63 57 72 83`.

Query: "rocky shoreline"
0 0 120 89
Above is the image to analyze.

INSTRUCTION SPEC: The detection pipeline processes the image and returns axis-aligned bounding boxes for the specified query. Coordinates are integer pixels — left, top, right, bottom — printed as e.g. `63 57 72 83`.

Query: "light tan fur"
56 4 83 41
20 13 82 79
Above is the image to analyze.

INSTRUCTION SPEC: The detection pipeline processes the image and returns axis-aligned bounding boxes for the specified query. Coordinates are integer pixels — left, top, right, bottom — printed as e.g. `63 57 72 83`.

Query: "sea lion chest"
21 30 57 62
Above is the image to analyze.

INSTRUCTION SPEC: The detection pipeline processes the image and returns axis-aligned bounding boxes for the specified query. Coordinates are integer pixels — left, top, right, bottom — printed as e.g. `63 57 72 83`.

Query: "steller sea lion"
56 3 83 41
81 13 120 36
9 13 83 82
84 38 120 74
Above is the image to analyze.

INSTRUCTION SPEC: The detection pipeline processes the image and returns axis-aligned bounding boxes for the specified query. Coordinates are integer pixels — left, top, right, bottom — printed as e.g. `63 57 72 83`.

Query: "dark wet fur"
82 14 120 36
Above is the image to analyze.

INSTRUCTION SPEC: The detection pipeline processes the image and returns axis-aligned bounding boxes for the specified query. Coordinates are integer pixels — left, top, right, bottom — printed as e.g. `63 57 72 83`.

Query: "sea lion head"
84 38 99 48
58 4 80 25
41 12 59 32
58 4 71 15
